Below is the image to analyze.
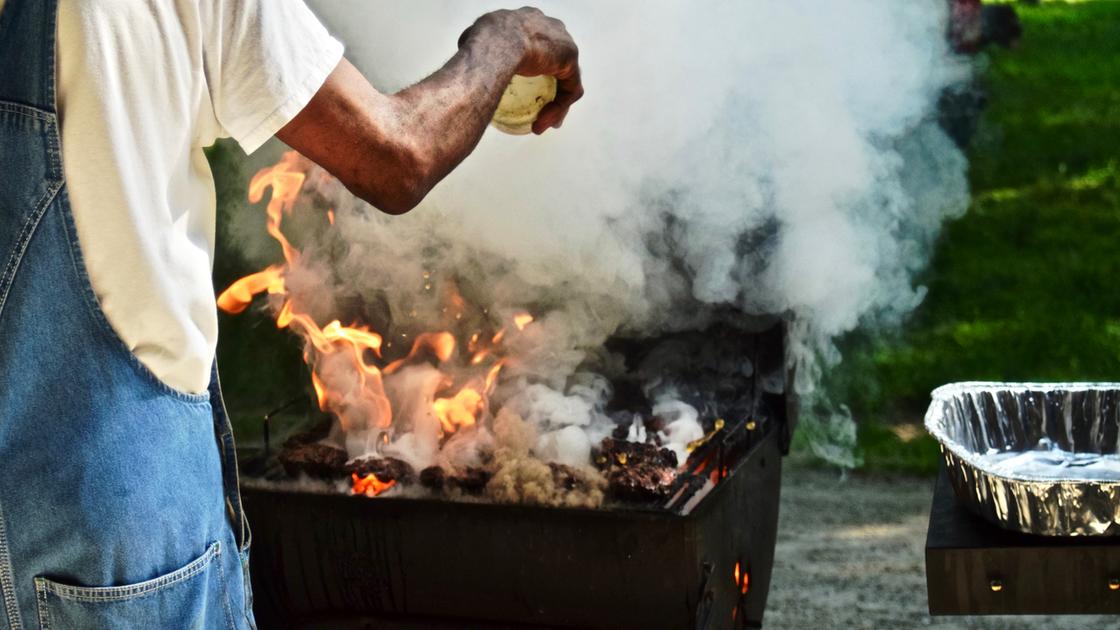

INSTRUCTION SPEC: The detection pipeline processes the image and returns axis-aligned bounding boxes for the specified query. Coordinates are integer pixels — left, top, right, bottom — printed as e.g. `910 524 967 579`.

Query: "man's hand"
277 7 582 215
461 8 583 134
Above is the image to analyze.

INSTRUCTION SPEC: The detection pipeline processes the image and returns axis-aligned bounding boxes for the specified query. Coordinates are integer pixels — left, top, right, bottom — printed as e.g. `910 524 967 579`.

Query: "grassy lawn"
833 0 1120 475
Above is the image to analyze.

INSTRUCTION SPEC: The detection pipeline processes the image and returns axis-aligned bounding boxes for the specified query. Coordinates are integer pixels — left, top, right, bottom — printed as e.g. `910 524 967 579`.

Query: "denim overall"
0 1 254 628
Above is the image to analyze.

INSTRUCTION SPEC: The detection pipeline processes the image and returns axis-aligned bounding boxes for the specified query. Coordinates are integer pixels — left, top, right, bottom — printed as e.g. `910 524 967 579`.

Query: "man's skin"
277 7 582 215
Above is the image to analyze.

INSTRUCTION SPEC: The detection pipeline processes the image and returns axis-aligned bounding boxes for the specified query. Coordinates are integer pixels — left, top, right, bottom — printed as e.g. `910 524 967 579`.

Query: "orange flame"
218 151 539 448
485 360 505 393
432 386 484 434
250 151 305 265
351 472 396 497
216 266 285 314
383 332 456 375
311 371 328 411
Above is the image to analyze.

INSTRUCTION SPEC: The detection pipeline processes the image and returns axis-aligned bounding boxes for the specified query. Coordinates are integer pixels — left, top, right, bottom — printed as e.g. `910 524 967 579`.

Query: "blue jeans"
0 1 254 628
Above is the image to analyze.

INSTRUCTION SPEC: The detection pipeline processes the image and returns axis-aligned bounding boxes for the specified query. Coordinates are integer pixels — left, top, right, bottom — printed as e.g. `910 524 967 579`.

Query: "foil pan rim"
931 381 1120 395
925 381 1120 486
925 381 1120 536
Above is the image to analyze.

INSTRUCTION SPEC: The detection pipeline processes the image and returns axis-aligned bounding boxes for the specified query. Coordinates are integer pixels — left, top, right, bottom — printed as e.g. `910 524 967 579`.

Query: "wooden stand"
926 466 1120 615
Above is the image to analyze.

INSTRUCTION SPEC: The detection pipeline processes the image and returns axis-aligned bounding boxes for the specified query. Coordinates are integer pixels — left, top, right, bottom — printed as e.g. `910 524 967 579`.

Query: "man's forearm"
387 15 526 192
276 44 519 215
277 8 580 215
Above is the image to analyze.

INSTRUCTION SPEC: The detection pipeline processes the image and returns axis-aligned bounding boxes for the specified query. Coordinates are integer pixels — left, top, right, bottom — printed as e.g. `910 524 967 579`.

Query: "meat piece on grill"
596 437 678 470
419 466 446 490
345 457 416 484
278 442 348 480
418 466 492 494
608 464 678 502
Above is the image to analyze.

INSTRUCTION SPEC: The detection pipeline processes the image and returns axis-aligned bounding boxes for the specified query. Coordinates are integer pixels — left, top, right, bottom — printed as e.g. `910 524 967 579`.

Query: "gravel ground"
764 462 1113 629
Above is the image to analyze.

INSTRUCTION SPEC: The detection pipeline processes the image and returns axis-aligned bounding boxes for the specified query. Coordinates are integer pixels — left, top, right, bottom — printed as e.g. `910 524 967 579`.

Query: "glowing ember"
351 472 396 497
484 360 505 391
733 562 749 595
514 312 534 331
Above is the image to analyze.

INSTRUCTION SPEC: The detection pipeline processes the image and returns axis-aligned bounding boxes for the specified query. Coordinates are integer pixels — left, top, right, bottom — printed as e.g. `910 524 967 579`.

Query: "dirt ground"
764 462 1114 629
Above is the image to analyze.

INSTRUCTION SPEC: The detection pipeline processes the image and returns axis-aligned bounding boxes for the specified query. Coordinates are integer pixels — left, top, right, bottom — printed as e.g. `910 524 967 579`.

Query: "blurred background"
816 0 1120 477
207 0 1119 626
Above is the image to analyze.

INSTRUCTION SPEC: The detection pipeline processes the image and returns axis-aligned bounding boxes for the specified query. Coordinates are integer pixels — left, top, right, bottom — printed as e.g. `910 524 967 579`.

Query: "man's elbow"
361 183 426 215
350 154 437 215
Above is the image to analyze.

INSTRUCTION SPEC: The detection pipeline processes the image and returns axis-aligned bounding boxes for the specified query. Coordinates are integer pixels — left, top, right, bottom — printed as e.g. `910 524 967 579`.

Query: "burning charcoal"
607 464 678 502
281 416 334 450
419 466 446 490
278 443 348 480
345 457 416 484
596 437 678 470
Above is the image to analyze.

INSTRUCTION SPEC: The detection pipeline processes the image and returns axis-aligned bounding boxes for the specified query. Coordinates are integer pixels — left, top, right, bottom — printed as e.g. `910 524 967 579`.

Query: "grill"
237 321 794 629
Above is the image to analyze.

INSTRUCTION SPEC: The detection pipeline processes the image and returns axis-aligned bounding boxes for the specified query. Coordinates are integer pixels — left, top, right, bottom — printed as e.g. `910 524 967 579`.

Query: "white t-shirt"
56 0 344 394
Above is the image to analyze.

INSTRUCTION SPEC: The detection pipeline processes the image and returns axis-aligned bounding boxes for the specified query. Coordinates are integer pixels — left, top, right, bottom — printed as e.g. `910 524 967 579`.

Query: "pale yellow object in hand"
491 74 558 135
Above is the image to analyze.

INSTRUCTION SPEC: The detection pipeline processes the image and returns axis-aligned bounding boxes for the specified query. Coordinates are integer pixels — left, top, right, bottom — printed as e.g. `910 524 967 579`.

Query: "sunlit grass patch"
829 0 1120 475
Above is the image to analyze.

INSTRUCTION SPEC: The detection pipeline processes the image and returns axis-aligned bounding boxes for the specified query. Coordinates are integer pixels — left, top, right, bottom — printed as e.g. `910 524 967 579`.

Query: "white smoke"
248 0 970 469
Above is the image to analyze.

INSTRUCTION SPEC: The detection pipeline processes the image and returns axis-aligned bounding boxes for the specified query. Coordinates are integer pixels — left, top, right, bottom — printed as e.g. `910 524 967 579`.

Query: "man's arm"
276 8 582 215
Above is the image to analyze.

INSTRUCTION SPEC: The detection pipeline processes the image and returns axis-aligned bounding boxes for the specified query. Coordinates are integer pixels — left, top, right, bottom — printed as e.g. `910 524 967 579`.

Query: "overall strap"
0 0 59 112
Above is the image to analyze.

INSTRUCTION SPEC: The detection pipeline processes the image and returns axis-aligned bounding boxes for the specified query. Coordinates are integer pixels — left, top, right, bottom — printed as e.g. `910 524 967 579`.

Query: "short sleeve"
202 0 344 154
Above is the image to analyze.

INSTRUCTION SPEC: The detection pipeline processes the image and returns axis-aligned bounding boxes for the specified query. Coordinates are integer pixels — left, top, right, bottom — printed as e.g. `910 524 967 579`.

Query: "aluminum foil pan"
925 382 1120 536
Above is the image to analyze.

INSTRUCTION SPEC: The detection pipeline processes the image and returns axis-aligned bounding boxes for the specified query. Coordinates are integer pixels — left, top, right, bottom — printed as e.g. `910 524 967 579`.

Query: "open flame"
218 151 535 468
351 472 396 497
432 386 484 434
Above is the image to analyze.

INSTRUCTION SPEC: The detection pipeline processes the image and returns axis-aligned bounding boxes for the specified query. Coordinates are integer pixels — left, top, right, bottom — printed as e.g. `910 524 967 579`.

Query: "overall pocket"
33 541 233 630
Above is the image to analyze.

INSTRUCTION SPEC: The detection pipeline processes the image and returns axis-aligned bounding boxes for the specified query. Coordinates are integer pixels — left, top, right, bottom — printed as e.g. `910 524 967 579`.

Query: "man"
0 1 581 628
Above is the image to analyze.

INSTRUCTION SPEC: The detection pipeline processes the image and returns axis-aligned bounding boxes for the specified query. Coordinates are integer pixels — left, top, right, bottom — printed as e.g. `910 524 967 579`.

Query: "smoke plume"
241 0 971 468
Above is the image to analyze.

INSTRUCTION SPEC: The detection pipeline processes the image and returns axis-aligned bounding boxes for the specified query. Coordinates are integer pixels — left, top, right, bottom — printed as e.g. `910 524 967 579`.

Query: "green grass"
831 0 1120 474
